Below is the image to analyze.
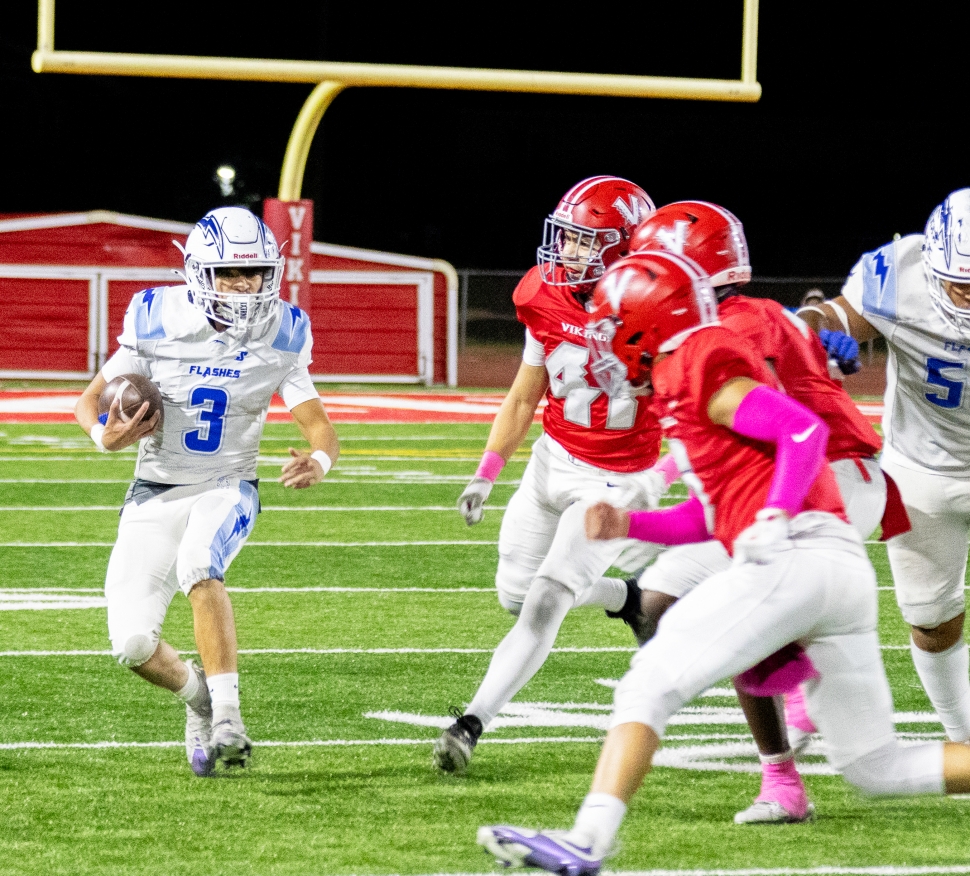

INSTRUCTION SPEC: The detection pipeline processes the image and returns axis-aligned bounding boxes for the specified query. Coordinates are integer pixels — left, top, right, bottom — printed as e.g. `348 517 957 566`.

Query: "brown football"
98 374 164 425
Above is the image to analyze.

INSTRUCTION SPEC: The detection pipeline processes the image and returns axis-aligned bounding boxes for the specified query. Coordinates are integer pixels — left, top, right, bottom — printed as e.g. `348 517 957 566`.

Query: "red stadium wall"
0 212 457 385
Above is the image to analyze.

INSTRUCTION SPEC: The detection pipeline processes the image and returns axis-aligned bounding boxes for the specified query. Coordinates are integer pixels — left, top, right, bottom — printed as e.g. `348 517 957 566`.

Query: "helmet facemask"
186 261 282 330
923 189 970 335
926 269 970 334
538 217 623 290
587 316 652 398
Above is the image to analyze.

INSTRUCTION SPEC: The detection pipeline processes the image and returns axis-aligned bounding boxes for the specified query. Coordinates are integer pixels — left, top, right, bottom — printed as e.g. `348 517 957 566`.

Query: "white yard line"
0 477 521 485
0 455 503 463
0 586 495 594
0 645 916 657
0 505 510 512
0 540 501 547
356 870 970 876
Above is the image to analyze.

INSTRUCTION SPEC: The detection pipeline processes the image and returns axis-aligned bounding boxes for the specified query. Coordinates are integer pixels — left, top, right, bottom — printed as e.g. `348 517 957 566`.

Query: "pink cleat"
784 684 817 755
734 758 815 824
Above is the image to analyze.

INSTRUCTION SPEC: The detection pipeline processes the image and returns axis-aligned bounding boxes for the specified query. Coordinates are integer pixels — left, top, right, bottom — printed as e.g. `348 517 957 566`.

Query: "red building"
0 211 457 385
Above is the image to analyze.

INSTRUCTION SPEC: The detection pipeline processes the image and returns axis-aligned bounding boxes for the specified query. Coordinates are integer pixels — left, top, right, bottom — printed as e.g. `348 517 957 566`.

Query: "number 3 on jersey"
546 341 636 429
184 386 229 453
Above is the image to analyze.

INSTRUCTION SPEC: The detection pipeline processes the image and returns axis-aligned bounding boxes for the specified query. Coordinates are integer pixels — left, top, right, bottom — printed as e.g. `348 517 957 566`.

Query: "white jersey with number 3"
102 285 318 485
842 234 970 475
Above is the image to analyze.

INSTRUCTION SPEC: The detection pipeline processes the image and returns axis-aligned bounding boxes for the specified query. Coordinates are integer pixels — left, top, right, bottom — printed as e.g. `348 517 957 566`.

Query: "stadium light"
215 165 236 198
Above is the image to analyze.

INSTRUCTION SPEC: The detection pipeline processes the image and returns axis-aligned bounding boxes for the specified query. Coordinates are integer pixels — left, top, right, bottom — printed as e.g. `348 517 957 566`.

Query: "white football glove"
458 477 494 526
733 508 792 565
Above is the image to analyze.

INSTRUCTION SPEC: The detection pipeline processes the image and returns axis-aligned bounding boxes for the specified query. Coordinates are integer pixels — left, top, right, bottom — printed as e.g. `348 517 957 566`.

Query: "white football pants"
496 433 663 608
105 478 259 666
612 512 943 793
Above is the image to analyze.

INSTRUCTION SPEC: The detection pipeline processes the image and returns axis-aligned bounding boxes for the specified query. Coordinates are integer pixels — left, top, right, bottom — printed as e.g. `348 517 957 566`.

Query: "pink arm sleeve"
730 384 829 517
627 495 710 545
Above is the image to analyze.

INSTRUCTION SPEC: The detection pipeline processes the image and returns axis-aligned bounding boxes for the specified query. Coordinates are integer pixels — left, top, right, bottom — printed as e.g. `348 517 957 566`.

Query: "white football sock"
573 576 627 612
910 638 970 742
466 578 573 728
208 673 241 725
569 792 627 858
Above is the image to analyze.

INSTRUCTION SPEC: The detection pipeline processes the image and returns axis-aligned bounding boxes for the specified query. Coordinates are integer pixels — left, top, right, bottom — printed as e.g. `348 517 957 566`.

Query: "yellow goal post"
32 0 760 201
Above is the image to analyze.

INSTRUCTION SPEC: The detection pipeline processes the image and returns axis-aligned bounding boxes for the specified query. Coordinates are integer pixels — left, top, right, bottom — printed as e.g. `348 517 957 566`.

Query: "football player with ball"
75 206 339 776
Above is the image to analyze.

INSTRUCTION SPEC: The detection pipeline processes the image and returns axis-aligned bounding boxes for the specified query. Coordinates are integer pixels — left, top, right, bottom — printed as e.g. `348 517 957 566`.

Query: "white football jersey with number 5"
842 234 970 475
102 285 318 485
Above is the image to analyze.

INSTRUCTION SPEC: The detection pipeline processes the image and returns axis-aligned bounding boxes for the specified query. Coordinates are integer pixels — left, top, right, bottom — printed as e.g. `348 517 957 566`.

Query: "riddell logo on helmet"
234 253 258 259
959 266 970 273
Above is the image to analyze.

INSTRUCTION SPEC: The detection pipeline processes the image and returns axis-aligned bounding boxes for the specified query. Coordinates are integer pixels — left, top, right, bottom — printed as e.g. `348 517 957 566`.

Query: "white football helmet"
177 207 284 329
922 188 970 331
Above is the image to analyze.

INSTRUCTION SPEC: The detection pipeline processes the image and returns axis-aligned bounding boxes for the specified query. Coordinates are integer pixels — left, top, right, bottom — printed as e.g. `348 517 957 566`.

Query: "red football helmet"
631 201 750 295
586 251 719 396
537 176 656 295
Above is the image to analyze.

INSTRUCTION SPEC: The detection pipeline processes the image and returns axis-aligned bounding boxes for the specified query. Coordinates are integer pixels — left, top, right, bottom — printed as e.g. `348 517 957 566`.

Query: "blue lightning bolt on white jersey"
843 234 970 474
102 285 319 484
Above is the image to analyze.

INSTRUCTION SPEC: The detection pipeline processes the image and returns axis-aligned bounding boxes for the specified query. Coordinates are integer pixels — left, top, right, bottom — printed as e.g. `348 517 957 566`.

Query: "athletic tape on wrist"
90 423 107 453
311 449 333 476
475 450 506 482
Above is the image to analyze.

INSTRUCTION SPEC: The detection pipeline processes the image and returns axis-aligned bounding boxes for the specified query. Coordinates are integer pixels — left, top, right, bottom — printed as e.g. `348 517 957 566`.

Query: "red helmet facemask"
631 201 750 298
586 251 720 397
537 176 655 300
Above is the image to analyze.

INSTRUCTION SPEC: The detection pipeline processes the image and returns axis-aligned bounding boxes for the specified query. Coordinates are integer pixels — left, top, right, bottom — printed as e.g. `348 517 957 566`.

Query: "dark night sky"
2 2 968 277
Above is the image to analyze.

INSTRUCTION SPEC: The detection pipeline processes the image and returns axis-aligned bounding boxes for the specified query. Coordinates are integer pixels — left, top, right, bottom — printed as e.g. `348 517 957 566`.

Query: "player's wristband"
651 454 680 488
311 450 333 476
90 423 108 453
475 451 506 483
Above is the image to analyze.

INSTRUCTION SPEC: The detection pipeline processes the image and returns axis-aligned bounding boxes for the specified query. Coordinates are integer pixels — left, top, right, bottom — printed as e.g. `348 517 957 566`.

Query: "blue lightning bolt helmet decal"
940 199 954 270
196 214 224 258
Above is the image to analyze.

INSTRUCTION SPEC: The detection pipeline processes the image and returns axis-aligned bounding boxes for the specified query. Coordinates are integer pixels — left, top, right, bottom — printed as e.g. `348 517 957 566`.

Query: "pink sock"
784 685 817 734
757 759 809 818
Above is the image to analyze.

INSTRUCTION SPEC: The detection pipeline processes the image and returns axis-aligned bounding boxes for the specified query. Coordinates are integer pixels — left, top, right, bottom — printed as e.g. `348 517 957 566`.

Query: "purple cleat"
477 825 602 876
183 661 214 777
189 740 214 777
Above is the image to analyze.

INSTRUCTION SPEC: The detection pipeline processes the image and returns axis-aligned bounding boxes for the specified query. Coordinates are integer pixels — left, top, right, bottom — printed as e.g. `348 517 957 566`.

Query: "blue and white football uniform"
842 235 970 629
103 286 319 664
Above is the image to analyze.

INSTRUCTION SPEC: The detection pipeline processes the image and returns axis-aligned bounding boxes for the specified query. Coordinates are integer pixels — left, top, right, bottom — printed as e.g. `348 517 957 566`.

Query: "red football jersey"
650 325 846 551
719 296 881 461
513 266 661 472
